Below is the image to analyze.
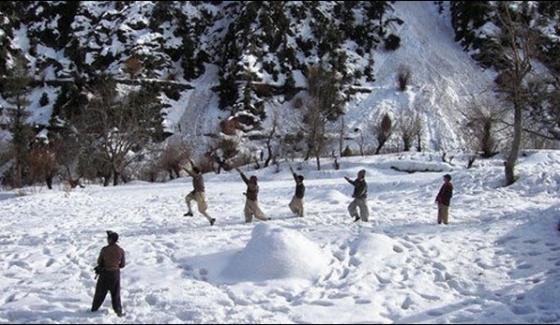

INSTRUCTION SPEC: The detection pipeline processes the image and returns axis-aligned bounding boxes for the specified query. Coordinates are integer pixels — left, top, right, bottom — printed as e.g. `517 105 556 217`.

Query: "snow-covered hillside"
344 2 496 151
1 151 559 323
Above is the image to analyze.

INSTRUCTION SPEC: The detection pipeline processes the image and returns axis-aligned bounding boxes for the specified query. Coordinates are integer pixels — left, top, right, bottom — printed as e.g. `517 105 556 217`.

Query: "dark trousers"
92 271 122 314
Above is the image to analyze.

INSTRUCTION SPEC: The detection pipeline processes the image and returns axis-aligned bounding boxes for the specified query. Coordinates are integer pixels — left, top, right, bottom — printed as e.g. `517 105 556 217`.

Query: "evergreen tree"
4 56 33 188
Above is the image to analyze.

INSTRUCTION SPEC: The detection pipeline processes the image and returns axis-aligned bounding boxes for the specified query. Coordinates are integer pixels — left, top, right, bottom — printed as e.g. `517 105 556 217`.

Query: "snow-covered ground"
1 151 560 323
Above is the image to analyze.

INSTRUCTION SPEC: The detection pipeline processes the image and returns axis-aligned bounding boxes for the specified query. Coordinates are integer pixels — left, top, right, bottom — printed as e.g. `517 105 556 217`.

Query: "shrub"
397 65 412 91
385 34 401 51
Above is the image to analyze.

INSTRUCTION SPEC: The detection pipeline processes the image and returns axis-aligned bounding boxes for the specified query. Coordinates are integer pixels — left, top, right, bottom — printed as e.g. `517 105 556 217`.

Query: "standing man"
289 166 305 217
345 169 369 222
236 167 270 223
184 159 216 226
92 231 125 317
435 174 453 225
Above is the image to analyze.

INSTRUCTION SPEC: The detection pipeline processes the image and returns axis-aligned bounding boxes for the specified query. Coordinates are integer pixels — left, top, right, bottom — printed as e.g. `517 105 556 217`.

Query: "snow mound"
221 224 329 282
349 232 408 270
353 232 399 262
324 190 350 205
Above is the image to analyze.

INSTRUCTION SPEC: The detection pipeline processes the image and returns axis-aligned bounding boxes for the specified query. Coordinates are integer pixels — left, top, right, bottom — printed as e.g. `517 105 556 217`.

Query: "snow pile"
222 224 329 282
353 233 399 261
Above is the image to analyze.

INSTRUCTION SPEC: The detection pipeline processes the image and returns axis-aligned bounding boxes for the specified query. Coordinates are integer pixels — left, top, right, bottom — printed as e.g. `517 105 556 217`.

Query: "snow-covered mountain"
0 1 558 158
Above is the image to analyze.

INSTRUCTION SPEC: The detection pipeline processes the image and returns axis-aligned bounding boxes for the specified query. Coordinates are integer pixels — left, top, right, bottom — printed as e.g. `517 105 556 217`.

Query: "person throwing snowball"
345 169 369 222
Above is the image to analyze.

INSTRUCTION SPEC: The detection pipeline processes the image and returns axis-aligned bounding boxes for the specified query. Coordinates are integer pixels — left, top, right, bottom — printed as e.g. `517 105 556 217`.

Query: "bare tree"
159 138 190 180
356 128 366 156
303 65 344 170
397 65 412 91
397 111 422 152
28 144 57 189
264 110 279 168
374 113 393 154
462 95 504 158
76 78 163 186
140 155 163 182
495 2 534 185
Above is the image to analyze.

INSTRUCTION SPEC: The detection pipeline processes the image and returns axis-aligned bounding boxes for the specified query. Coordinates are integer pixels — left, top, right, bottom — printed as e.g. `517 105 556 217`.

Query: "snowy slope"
345 2 497 151
1 151 559 323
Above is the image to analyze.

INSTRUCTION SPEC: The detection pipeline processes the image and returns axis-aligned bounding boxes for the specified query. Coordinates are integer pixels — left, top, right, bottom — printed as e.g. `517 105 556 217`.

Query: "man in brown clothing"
184 160 216 226
289 166 305 217
435 174 453 225
236 168 270 223
92 231 125 317
345 169 369 222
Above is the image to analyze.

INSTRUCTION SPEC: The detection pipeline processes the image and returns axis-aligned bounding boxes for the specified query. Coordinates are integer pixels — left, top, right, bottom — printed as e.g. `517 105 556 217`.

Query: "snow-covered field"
1 151 560 323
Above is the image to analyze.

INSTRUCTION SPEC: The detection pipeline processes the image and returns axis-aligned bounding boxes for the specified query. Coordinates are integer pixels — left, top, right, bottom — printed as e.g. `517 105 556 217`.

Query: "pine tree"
4 56 33 188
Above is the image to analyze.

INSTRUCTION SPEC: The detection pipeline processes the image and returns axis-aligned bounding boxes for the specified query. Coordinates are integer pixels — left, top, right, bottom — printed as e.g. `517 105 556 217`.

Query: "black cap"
443 174 452 181
106 231 119 242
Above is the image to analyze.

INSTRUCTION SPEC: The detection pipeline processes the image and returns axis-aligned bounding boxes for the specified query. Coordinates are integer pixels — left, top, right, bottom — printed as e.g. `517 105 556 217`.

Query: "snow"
220 224 329 282
1 151 560 323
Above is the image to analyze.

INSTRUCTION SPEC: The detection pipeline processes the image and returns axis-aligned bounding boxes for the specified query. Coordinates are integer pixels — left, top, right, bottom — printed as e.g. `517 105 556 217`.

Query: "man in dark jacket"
92 231 125 317
289 166 305 217
236 168 270 223
345 169 369 222
435 174 453 225
184 159 216 226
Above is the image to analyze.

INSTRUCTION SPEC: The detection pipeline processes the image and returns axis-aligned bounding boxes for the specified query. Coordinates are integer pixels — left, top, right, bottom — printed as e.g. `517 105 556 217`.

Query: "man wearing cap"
345 169 369 222
435 174 454 225
235 167 270 223
92 231 126 317
289 166 305 217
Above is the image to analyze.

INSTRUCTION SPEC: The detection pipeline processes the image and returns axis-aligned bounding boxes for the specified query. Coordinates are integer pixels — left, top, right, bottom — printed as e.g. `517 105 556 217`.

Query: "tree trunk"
375 141 385 155
416 134 422 152
304 148 312 161
315 154 321 171
46 176 53 190
14 161 23 188
113 170 120 186
339 116 345 156
174 167 181 179
505 103 523 186
103 175 111 187
403 137 411 152
168 169 175 180
264 140 272 168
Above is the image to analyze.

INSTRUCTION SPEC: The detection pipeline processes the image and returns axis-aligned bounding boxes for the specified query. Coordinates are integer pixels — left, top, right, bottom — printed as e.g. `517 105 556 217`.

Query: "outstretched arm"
344 176 355 185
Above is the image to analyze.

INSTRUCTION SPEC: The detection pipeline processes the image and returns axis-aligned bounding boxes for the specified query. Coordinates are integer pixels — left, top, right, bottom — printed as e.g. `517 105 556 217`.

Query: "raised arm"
236 168 249 184
344 176 355 185
183 165 195 177
289 166 298 182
